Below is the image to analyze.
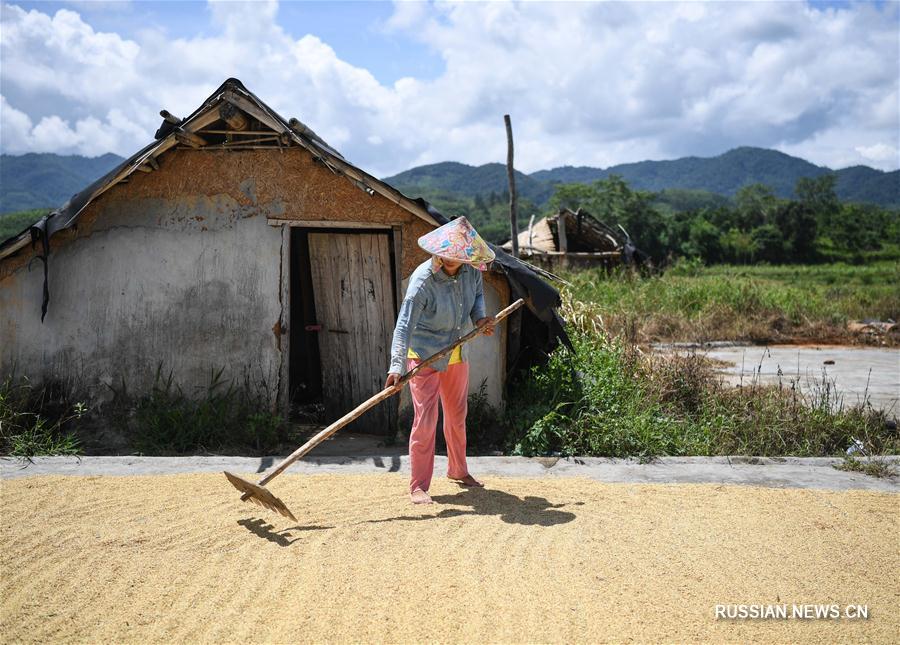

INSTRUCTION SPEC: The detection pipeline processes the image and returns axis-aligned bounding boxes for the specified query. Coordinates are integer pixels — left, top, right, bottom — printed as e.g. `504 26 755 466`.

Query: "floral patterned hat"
418 216 496 271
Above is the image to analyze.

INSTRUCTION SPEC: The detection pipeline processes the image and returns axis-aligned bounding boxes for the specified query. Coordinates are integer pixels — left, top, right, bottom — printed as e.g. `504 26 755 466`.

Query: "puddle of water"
703 345 900 414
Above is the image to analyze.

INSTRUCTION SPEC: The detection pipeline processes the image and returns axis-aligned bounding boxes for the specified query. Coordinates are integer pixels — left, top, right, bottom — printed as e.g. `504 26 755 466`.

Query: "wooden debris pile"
501 208 630 268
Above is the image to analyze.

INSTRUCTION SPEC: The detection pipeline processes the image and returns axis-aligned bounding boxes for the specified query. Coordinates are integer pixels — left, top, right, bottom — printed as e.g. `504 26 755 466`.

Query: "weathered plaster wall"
92 148 437 277
0 193 284 406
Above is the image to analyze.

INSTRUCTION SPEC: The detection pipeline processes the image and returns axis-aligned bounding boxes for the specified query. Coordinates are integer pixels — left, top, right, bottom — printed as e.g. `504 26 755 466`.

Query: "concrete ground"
3 453 898 491
705 344 900 413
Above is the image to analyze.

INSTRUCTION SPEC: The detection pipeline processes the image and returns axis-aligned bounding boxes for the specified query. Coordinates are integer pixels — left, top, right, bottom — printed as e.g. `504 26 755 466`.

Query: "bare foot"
410 488 433 504
451 474 484 487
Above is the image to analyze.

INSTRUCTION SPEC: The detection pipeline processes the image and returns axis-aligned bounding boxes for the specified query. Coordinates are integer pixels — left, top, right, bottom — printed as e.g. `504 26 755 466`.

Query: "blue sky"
14 1 446 84
2 1 898 175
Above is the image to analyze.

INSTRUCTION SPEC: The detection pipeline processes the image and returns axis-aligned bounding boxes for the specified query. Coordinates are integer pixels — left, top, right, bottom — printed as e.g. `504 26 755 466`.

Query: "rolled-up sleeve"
469 269 486 325
389 288 427 375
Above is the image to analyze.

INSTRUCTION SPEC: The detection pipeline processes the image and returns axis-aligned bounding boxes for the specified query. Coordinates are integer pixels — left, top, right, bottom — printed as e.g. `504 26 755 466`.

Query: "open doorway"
289 228 323 420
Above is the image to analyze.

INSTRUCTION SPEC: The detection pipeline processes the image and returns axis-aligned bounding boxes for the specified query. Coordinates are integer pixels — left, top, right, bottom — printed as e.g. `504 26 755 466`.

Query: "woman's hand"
384 372 401 390
476 316 496 336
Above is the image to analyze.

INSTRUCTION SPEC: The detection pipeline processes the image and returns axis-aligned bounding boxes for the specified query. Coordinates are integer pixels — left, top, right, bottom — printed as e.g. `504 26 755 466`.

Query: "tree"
830 203 886 254
681 216 722 263
795 175 839 217
720 227 756 264
549 183 598 212
774 201 818 262
751 225 784 263
735 183 779 229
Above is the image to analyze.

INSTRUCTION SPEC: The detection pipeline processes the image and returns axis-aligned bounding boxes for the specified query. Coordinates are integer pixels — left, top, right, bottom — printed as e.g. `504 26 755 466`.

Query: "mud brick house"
0 79 569 435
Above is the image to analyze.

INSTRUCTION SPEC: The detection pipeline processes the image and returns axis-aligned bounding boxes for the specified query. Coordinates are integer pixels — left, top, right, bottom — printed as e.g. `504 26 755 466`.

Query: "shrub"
504 329 898 459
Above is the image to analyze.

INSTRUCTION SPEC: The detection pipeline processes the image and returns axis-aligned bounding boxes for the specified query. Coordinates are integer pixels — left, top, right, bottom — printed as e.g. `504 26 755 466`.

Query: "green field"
560 260 900 345
498 261 899 461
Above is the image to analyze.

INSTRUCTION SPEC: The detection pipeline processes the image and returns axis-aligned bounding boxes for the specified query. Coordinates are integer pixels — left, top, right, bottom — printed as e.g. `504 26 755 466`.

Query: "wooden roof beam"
219 101 249 131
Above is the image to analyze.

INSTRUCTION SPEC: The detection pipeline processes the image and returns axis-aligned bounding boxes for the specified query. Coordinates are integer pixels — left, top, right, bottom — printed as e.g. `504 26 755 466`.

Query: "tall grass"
561 260 900 344
107 366 287 454
504 329 898 459
0 376 83 458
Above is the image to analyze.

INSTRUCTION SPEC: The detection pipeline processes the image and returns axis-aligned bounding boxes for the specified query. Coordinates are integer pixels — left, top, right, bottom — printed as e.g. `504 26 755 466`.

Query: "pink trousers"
407 358 470 493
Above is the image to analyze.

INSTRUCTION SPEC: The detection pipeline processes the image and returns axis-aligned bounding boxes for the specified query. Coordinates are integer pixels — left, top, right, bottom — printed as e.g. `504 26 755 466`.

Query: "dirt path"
1 473 897 643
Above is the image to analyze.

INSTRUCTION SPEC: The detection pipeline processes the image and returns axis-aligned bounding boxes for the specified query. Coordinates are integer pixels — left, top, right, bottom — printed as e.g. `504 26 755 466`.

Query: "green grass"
0 208 51 241
107 366 288 454
0 376 83 458
835 456 897 479
559 260 900 344
503 329 898 459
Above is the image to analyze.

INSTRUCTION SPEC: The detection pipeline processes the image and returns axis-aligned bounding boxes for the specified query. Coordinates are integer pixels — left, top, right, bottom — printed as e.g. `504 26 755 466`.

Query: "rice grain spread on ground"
1 473 897 643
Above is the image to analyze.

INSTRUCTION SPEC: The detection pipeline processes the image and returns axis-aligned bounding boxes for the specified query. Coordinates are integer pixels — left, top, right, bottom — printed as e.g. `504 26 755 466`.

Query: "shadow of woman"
431 488 580 526
237 518 333 547
368 488 580 527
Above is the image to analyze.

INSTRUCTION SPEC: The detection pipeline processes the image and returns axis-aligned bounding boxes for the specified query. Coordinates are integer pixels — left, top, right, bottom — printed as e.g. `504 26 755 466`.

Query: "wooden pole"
175 130 208 148
528 213 535 250
219 101 249 131
159 109 182 125
504 114 519 258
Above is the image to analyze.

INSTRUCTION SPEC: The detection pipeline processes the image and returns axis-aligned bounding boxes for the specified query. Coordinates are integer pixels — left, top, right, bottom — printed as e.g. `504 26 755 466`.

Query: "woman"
385 217 497 504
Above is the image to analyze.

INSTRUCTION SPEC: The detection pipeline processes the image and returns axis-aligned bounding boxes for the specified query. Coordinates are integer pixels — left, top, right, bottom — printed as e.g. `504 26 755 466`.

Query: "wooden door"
307 231 397 435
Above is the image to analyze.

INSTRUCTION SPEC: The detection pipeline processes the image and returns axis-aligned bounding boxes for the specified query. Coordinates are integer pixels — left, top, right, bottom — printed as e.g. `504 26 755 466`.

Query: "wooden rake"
225 298 525 521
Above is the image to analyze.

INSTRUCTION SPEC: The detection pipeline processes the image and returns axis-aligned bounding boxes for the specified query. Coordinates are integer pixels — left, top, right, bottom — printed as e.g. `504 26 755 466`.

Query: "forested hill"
386 161 556 204
0 152 124 214
384 147 899 208
1 147 897 215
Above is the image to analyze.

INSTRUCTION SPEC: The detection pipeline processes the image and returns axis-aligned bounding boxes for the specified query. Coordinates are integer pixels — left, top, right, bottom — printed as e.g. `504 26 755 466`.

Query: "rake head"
224 471 297 522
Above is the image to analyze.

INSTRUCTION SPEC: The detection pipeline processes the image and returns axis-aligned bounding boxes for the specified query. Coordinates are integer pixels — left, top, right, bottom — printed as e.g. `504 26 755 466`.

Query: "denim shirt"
388 259 486 375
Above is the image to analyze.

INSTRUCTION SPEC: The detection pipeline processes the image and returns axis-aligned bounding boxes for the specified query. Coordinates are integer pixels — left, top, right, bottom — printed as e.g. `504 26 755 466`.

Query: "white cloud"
855 143 898 165
0 0 897 175
0 94 34 151
0 93 150 155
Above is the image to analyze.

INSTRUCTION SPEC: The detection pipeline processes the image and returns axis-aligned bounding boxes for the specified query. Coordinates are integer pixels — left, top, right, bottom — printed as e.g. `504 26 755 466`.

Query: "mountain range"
0 152 124 214
1 146 897 215
383 147 899 208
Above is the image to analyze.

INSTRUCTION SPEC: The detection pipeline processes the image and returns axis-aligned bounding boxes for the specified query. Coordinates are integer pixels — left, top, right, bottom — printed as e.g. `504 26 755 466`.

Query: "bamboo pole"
504 114 519 258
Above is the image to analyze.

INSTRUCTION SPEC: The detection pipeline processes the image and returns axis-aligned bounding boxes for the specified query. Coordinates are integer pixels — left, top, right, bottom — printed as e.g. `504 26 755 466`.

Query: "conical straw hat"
417 216 496 271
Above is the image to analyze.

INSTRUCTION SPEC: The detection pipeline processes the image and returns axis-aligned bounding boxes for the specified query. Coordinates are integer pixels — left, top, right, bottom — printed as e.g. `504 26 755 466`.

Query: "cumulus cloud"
0 93 147 155
855 143 899 164
0 0 897 174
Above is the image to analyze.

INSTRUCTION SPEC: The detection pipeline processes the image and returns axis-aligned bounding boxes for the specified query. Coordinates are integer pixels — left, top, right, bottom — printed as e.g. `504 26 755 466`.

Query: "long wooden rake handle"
245 298 525 494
